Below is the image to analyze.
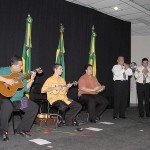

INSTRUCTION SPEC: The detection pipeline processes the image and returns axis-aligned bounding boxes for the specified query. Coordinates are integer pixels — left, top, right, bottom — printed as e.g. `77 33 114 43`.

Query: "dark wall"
0 0 131 105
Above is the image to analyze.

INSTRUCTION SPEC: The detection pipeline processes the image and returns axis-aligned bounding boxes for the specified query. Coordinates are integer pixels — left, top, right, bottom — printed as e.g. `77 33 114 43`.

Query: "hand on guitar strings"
5 78 15 86
55 85 63 91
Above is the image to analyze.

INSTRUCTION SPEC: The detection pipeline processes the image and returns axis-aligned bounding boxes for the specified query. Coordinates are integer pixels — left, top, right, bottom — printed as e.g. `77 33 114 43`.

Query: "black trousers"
78 94 108 121
136 83 150 116
113 80 129 117
52 100 82 124
0 99 38 132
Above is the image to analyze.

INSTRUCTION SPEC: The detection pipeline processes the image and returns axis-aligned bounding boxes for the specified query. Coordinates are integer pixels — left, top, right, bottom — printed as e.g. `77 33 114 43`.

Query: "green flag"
88 26 97 77
22 14 32 75
55 24 65 79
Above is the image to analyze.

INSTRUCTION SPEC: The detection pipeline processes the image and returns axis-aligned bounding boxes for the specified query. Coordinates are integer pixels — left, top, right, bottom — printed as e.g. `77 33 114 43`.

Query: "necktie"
143 74 147 84
123 72 126 80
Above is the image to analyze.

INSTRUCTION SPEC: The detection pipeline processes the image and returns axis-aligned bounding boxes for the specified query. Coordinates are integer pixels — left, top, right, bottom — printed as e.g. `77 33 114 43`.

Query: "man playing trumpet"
78 64 108 123
112 56 132 119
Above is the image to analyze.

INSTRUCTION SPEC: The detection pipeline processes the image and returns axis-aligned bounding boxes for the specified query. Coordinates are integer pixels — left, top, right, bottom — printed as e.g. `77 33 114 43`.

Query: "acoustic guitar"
0 67 43 97
50 81 78 95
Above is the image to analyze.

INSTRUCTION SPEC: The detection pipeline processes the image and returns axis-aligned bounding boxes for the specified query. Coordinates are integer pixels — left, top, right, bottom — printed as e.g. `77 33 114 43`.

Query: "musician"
41 64 82 126
112 56 132 119
0 56 38 141
78 64 108 123
134 58 150 118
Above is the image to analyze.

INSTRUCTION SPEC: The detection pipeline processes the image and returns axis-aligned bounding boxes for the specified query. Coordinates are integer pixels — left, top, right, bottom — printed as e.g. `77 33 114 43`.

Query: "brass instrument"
129 62 137 70
129 62 141 73
123 62 139 74
123 62 137 72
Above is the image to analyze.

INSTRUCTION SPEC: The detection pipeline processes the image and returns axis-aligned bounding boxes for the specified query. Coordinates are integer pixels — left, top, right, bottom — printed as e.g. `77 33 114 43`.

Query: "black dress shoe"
146 114 150 117
95 116 100 121
113 116 118 119
119 116 126 119
65 118 80 126
15 130 31 137
2 132 9 142
72 120 80 126
89 119 97 123
139 114 144 118
58 119 66 127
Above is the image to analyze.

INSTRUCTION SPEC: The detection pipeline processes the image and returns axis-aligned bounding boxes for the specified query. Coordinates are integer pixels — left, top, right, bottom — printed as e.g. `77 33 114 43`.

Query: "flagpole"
92 25 94 32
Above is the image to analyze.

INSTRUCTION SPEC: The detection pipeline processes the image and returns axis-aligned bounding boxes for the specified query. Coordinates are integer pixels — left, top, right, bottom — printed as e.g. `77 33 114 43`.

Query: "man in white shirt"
112 56 132 119
134 58 150 118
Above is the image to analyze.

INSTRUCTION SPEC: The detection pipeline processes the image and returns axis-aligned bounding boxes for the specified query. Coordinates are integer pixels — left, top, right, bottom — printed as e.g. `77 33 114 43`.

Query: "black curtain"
0 0 131 107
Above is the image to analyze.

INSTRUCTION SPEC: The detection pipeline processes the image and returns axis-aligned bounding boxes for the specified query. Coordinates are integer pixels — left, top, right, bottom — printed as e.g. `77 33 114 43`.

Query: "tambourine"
96 85 105 93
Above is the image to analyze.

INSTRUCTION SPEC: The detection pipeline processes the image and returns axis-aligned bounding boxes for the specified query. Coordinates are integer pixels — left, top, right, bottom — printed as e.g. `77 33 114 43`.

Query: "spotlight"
113 6 119 11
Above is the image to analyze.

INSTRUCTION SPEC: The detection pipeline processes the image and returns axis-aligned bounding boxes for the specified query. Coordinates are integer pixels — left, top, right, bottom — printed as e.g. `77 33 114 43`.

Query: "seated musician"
41 63 82 126
0 56 38 141
78 64 108 123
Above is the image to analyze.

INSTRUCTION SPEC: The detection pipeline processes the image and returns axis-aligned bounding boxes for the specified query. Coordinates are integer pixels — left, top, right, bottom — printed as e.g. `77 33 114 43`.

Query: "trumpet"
129 62 137 70
129 62 141 73
123 62 138 72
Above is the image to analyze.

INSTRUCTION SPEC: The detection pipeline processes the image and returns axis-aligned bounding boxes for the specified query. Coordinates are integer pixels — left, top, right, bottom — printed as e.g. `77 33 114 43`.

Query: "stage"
1 107 150 150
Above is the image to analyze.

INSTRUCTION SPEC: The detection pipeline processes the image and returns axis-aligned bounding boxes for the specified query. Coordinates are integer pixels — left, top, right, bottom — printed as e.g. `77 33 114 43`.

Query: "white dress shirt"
134 66 150 84
112 64 132 81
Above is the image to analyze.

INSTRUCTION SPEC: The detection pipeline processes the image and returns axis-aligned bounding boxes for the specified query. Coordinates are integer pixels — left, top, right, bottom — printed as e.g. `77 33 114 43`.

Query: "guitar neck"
61 82 75 87
16 69 37 81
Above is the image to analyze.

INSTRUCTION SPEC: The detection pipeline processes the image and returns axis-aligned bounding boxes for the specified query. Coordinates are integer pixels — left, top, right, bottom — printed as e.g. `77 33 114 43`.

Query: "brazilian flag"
88 26 97 77
55 24 65 79
22 14 32 75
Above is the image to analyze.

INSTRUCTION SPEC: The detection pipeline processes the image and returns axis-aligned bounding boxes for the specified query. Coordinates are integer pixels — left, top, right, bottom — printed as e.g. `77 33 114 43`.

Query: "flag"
22 15 33 97
55 24 65 79
22 14 32 75
88 26 97 77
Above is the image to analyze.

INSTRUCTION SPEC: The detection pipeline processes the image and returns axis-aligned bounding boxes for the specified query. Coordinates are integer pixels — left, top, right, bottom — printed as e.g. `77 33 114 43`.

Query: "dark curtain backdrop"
0 0 131 107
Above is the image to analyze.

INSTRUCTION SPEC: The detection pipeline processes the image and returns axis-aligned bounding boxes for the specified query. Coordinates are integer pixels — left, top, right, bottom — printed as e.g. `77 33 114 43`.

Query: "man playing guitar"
41 63 81 126
0 56 38 141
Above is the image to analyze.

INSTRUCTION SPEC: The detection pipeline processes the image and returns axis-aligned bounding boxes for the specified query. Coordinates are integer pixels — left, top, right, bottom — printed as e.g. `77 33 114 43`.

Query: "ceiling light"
113 6 119 11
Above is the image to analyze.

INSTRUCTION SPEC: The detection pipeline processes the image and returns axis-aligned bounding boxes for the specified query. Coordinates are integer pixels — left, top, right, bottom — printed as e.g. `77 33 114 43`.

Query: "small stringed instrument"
0 67 43 97
96 85 105 93
51 81 78 95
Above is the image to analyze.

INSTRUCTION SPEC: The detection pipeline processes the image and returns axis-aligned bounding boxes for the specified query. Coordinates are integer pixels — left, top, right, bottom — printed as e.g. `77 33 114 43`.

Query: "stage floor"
1 107 150 150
